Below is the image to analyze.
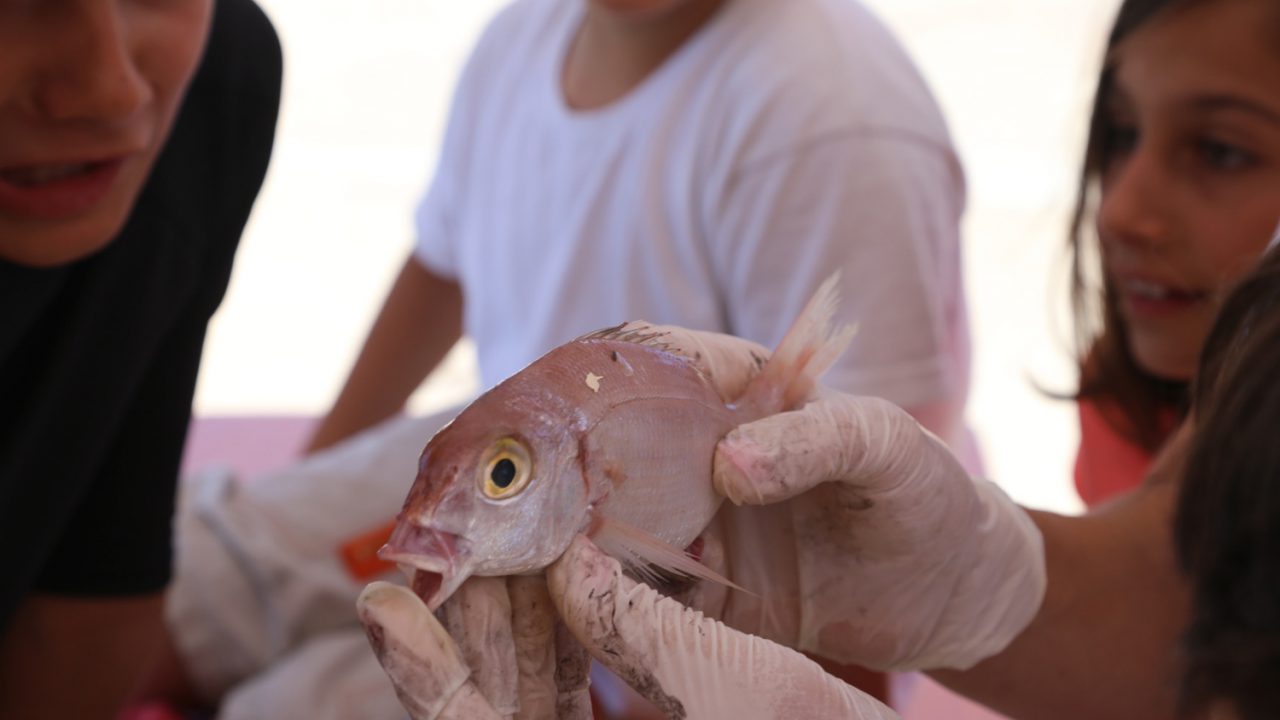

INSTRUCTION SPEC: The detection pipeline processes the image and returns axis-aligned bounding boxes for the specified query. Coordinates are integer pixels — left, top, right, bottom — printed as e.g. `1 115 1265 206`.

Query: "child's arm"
306 255 463 453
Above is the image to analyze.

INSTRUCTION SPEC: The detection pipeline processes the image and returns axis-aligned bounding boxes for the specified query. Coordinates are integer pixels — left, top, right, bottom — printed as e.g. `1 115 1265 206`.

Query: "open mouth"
1122 278 1204 302
0 158 128 218
0 162 109 187
409 568 444 606
1114 275 1209 319
379 523 466 610
380 554 460 611
380 549 452 610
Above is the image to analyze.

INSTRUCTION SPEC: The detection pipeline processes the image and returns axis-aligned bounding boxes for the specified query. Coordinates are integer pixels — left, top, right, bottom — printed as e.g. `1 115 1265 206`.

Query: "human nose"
26 3 152 121
1097 146 1174 251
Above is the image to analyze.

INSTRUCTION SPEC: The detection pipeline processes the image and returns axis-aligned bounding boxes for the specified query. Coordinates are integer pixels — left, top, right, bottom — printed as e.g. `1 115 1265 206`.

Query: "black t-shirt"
0 0 281 631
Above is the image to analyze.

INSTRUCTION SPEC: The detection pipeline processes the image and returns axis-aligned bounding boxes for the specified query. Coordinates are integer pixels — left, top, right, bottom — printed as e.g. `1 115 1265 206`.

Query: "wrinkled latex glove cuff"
713 393 1047 672
893 477 1046 671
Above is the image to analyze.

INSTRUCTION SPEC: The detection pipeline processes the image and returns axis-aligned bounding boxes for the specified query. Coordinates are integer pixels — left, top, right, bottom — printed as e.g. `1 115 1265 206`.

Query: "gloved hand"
357 536 898 719
699 389 1047 672
620 323 1046 672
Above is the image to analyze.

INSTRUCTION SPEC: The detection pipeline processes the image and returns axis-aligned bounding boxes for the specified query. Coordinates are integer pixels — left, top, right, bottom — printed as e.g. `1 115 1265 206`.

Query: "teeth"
1126 279 1170 300
1 163 92 187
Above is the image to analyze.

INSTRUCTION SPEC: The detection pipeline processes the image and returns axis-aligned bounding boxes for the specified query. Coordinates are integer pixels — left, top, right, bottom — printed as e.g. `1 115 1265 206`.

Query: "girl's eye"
1197 138 1257 171
1104 123 1139 162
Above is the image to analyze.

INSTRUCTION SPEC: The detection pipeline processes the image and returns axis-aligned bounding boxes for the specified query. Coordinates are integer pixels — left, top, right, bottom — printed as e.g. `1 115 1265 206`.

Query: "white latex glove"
358 572 590 720
357 537 898 719
623 324 1046 672
701 390 1047 672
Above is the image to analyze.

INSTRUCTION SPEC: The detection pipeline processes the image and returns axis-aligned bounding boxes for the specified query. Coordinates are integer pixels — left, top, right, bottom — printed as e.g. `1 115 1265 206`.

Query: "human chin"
1126 318 1204 382
0 152 152 268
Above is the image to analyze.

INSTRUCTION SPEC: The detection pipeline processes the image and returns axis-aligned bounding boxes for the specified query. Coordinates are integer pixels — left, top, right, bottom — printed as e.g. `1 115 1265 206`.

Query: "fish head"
380 387 592 610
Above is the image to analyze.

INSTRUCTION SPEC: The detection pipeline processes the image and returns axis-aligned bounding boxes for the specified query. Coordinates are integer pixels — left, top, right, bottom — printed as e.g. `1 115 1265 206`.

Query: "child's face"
0 0 214 267
1097 0 1280 381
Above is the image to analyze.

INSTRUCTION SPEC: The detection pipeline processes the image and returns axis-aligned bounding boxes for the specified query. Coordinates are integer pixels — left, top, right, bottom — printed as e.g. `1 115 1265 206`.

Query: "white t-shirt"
416 0 971 443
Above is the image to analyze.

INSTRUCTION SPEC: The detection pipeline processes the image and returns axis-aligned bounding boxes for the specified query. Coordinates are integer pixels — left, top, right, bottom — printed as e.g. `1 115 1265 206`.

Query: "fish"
380 275 855 611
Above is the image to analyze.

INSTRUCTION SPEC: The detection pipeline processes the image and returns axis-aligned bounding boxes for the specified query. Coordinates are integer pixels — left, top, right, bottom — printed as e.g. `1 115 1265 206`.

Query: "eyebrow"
1189 95 1280 127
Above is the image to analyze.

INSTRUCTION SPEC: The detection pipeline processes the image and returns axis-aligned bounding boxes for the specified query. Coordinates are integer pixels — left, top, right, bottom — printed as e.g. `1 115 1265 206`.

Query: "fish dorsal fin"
580 322 680 355
590 515 749 594
739 273 858 412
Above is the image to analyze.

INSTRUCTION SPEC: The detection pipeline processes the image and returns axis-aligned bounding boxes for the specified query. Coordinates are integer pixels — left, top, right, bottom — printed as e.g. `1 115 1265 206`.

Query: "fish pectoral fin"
589 516 748 595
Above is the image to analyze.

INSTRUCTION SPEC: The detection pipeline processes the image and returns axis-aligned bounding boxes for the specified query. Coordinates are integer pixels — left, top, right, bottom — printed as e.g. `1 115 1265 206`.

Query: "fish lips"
379 523 469 612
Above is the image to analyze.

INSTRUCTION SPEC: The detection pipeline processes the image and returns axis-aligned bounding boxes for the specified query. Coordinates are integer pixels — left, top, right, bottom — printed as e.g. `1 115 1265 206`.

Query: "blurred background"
192 0 1127 515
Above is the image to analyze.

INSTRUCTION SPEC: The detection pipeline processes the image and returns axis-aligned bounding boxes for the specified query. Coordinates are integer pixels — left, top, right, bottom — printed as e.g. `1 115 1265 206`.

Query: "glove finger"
714 393 922 506
356 582 502 720
506 575 558 719
435 577 519 715
547 537 900 719
553 623 593 720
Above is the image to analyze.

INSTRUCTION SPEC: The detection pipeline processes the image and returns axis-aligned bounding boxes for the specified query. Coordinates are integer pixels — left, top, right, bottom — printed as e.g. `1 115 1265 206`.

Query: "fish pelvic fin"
589 516 748 595
740 272 857 413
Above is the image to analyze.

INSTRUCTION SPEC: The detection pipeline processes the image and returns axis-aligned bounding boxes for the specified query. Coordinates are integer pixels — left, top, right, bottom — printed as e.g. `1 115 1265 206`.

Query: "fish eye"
491 458 516 488
480 438 532 501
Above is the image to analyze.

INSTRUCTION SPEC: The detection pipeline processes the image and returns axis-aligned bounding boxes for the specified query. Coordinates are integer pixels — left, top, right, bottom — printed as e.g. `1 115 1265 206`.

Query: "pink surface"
182 415 316 479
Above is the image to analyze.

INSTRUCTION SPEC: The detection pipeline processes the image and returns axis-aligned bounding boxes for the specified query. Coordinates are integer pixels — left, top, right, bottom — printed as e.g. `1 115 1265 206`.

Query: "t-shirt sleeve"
710 131 968 408
412 163 458 277
411 0 535 278
411 17 505 278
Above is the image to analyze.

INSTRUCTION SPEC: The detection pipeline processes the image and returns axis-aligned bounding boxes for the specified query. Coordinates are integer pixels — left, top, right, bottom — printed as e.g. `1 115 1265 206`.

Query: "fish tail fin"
591 517 749 594
741 272 857 412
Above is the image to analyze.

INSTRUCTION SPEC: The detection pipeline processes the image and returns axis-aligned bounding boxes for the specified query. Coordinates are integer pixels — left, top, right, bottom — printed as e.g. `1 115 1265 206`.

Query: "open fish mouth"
379 524 468 611
409 568 445 606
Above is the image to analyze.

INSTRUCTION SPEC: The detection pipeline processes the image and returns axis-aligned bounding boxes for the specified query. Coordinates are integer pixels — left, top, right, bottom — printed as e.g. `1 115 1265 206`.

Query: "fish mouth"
379 524 469 611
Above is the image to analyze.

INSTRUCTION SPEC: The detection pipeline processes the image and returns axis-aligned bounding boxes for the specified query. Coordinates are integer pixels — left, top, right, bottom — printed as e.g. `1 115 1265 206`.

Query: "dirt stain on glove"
584 585 687 720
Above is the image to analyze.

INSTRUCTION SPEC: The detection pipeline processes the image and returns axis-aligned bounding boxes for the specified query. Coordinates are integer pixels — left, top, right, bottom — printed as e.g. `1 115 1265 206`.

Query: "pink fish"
381 276 854 610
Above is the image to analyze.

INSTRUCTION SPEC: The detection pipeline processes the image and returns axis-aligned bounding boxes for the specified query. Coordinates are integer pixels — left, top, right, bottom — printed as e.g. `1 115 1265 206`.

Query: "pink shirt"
1073 399 1178 508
